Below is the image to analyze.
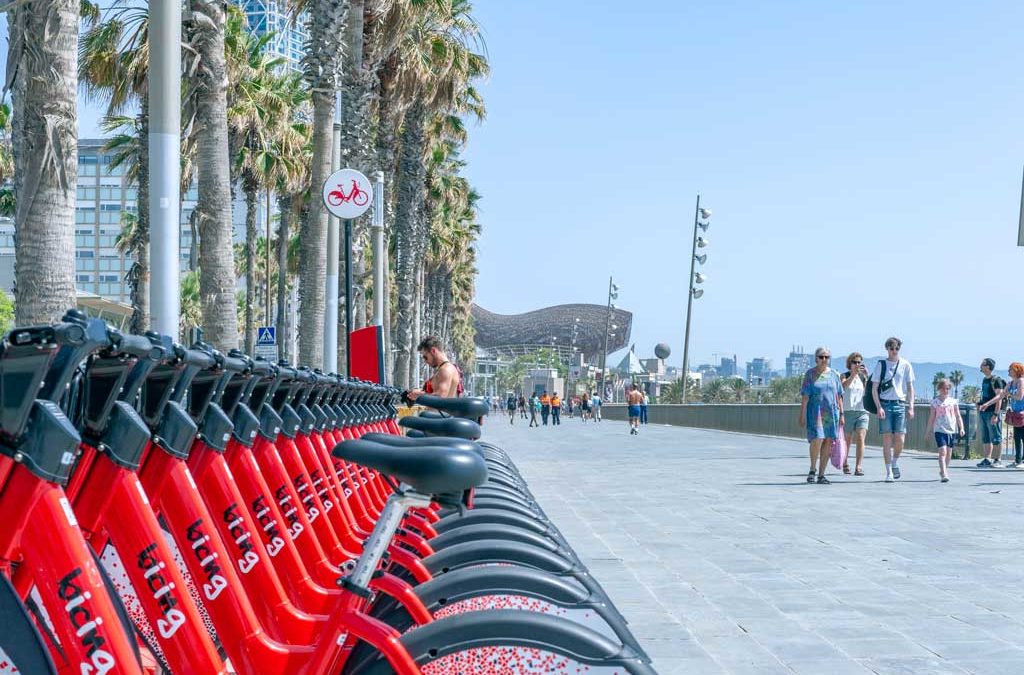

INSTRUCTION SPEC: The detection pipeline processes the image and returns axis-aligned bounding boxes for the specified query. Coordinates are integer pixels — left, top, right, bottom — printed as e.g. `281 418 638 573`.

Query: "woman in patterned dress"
798 347 845 484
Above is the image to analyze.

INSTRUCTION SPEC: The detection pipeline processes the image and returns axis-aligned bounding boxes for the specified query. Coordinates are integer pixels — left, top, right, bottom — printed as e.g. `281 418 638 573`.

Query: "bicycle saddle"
359 432 483 456
332 439 487 495
399 415 482 440
413 394 489 420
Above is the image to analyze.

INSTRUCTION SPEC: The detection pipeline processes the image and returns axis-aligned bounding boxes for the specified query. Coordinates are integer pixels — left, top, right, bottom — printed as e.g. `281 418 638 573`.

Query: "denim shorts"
878 399 907 435
846 410 869 431
980 411 1002 444
934 432 957 448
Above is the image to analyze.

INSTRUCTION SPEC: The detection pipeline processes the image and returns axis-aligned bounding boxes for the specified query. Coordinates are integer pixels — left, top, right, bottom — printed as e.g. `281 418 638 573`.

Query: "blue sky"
5 1 1024 371
464 0 1024 371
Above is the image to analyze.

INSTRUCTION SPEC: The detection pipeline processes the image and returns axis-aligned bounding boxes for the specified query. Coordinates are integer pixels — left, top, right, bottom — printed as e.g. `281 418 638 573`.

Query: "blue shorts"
980 411 1002 444
934 432 957 448
878 399 907 435
628 405 642 418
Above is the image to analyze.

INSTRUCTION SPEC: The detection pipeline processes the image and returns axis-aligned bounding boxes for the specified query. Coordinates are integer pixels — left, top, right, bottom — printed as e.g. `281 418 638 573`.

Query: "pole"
680 194 701 403
324 102 341 373
345 219 353 376
266 188 272 326
600 276 612 401
148 0 181 338
371 170 385 326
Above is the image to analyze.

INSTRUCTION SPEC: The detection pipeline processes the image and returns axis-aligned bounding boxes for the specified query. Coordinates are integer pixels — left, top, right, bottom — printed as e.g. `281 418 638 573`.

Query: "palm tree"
180 269 203 336
950 370 965 398
390 0 488 388
296 0 349 368
0 103 14 218
702 378 734 404
6 0 79 325
932 371 947 396
962 385 981 404
731 377 750 403
183 0 239 351
80 2 151 331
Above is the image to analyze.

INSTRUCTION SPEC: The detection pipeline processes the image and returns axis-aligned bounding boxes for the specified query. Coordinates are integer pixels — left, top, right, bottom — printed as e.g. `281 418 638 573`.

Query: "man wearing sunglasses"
975 358 1005 468
871 337 916 482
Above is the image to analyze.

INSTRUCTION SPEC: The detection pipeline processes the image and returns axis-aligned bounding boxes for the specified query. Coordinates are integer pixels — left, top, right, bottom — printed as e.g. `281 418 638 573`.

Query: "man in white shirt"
871 336 915 483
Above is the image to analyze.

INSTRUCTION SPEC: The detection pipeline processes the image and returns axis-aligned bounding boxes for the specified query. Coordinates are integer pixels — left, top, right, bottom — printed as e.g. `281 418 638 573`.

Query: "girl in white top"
926 378 964 482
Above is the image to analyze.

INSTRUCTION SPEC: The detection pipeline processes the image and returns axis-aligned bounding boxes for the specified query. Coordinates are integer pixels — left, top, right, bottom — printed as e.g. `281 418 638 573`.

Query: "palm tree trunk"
7 0 79 325
391 101 427 389
132 101 151 333
244 182 258 354
187 0 237 351
298 90 333 368
276 194 291 361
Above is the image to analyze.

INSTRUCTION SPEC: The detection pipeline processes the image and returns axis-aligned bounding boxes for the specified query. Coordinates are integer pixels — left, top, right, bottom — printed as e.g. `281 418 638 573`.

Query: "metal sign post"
322 168 374 375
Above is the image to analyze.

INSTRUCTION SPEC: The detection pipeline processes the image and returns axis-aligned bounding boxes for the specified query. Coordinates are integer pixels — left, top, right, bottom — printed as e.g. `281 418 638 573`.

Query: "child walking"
927 378 964 482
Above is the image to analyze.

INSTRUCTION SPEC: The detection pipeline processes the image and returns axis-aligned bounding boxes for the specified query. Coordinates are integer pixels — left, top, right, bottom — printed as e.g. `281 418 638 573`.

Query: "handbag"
862 360 893 416
831 424 849 469
1006 410 1024 427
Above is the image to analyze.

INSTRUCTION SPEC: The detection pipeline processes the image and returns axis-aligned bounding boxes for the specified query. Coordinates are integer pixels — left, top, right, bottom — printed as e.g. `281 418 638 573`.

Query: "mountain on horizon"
864 358 983 393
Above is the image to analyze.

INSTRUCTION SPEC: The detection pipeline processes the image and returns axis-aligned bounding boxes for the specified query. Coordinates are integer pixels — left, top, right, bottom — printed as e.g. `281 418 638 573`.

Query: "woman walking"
506 393 517 425
840 352 869 476
999 362 1024 466
799 347 845 484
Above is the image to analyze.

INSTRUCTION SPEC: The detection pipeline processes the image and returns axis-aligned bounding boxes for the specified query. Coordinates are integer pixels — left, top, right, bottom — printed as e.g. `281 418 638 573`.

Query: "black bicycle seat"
399 415 482 440
413 394 489 419
359 432 483 456
332 439 487 495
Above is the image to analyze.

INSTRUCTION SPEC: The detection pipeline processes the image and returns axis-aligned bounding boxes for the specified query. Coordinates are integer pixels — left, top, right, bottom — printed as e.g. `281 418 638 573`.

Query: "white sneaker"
885 471 894 483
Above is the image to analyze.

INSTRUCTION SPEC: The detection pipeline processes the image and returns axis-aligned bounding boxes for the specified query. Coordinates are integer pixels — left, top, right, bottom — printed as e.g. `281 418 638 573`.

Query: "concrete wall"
604 404 985 455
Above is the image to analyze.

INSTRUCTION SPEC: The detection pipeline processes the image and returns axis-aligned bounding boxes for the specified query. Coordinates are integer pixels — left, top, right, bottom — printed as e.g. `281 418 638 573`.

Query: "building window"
99 234 118 248
77 186 97 200
76 250 94 259
76 274 93 283
100 274 120 283
99 187 122 201
75 258 96 271
75 234 96 247
124 187 138 200
79 164 98 177
75 209 96 224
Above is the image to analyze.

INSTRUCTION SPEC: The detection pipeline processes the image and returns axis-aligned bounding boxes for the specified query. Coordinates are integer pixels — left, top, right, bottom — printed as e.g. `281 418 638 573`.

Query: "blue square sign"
257 326 277 346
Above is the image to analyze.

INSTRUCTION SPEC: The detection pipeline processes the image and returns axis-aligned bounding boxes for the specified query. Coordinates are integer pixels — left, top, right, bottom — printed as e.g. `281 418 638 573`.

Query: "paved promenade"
483 415 1024 675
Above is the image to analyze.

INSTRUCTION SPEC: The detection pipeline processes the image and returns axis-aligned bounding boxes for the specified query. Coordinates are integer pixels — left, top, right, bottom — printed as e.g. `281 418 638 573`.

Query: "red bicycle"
327 180 369 208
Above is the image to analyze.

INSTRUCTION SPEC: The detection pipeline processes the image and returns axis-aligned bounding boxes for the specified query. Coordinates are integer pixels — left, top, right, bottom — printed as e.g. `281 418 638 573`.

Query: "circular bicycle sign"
322 168 373 219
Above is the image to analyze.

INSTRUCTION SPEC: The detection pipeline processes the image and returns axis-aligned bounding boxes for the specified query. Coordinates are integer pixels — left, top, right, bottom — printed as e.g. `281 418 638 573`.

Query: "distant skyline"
465 1 1024 369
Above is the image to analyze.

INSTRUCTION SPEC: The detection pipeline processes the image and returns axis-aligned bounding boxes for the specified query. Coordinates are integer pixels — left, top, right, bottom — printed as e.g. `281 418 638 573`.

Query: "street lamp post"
599 277 618 401
680 195 711 403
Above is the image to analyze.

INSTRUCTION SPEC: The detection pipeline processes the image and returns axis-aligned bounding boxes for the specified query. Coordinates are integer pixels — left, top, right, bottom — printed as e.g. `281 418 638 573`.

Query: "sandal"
854 467 864 476
842 464 851 475
806 470 816 484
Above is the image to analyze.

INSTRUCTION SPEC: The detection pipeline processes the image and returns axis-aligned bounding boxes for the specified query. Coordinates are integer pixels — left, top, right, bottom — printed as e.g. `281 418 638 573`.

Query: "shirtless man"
627 384 644 435
407 336 461 401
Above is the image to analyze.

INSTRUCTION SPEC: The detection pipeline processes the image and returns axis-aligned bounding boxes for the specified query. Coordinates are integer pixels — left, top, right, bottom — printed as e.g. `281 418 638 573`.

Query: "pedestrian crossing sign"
257 326 276 346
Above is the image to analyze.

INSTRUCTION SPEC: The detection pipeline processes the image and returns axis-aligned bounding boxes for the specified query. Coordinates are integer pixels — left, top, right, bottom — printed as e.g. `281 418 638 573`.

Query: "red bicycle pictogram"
327 179 370 208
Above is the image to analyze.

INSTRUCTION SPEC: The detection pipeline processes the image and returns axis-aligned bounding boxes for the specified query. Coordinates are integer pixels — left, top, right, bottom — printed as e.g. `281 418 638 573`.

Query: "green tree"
950 370 964 398
765 375 802 404
961 385 981 404
0 289 14 334
730 377 749 403
932 371 947 396
702 378 734 403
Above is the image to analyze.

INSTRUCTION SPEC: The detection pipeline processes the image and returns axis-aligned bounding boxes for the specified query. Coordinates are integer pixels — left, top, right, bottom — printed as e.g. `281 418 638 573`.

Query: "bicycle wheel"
345 609 656 674
353 190 369 207
0 575 57 675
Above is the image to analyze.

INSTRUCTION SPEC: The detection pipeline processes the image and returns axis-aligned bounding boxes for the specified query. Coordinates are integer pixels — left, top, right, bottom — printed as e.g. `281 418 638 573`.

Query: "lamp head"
699 207 712 220
694 254 707 264
698 221 710 232
692 288 704 299
697 236 709 248
694 272 707 284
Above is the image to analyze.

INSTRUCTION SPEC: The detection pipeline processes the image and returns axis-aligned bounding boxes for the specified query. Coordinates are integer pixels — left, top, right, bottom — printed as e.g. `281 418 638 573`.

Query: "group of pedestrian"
800 336 1024 485
502 390 606 427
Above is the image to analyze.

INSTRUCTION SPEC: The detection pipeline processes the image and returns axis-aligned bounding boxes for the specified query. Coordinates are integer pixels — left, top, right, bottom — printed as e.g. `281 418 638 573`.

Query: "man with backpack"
870 337 916 483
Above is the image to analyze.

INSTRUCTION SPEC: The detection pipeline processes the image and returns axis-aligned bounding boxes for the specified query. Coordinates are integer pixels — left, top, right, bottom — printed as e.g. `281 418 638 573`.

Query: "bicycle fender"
422 539 577 576
427 523 562 553
433 508 549 535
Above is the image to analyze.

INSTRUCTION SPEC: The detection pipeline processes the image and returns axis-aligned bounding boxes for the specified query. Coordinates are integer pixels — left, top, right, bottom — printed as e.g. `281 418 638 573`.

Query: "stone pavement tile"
828 636 936 658
653 656 726 675
785 659 875 674
859 656 971 674
693 635 789 672
923 640 1024 662
752 634 848 662
952 659 1024 675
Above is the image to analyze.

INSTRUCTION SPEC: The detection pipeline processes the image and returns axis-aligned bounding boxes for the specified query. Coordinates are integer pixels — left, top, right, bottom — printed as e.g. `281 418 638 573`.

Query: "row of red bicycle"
0 310 655 674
